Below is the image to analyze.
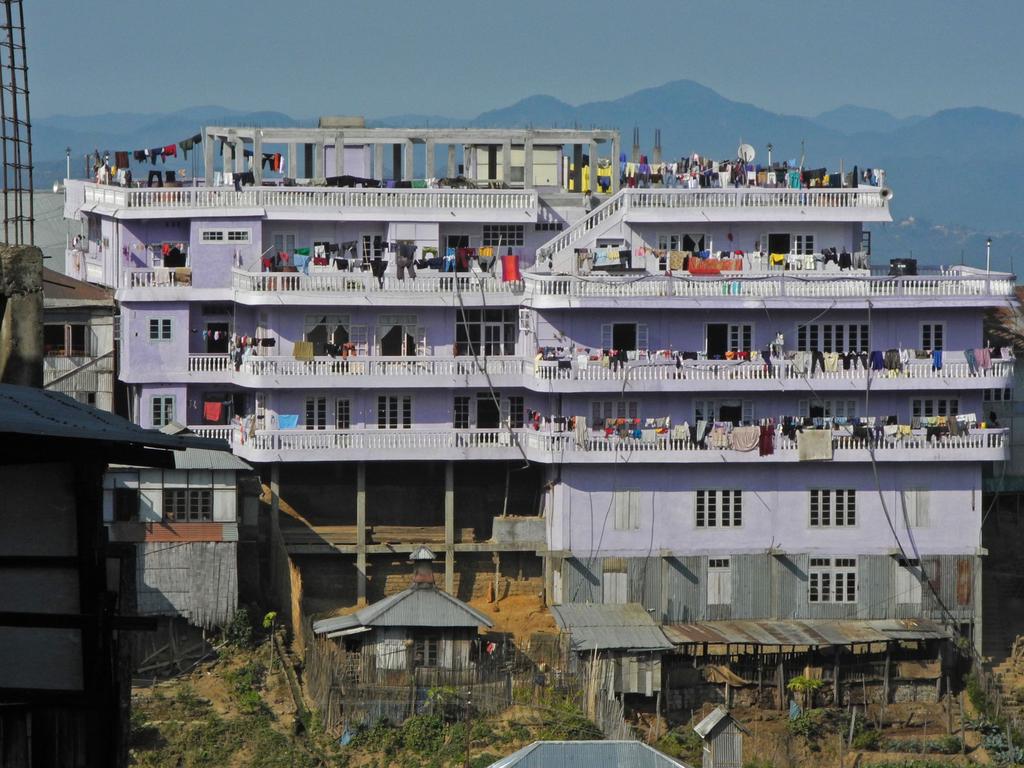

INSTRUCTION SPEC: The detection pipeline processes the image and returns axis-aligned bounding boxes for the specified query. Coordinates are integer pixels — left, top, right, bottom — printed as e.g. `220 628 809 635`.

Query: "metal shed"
693 707 749 768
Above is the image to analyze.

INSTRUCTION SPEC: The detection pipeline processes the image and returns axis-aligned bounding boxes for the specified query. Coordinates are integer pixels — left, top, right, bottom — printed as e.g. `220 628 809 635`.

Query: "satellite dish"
737 144 756 163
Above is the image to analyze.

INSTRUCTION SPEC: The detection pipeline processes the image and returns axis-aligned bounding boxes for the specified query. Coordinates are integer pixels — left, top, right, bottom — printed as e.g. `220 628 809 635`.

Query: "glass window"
696 490 742 528
151 396 175 428
378 395 412 429
809 557 857 603
482 224 524 247
335 399 351 430
810 490 856 526
148 317 172 341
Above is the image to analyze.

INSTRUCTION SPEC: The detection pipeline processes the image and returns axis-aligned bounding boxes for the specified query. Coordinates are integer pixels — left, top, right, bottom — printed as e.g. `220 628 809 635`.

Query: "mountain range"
34 80 1024 271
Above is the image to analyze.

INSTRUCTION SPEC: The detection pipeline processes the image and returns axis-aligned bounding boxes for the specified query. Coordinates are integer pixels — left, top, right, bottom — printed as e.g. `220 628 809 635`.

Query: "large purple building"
63 123 1015 656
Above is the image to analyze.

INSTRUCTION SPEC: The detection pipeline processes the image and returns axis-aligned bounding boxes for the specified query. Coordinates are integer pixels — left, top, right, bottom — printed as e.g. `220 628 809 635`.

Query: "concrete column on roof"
221 138 232 177
234 139 246 174
314 140 325 179
335 134 344 177
252 130 263 185
403 141 414 181
424 140 435 180
287 143 297 179
589 140 598 195
356 461 367 605
611 133 621 193
501 140 511 186
374 143 385 182
444 460 454 593
447 144 456 178
203 130 215 185
524 137 534 189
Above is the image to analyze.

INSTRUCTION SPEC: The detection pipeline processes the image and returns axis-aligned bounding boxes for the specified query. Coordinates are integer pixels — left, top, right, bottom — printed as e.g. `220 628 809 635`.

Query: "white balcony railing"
188 424 1007 461
82 182 537 213
230 269 523 296
186 353 525 378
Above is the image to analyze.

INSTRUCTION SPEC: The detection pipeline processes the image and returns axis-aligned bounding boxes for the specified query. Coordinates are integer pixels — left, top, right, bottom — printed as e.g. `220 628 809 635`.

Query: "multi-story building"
62 123 1016 661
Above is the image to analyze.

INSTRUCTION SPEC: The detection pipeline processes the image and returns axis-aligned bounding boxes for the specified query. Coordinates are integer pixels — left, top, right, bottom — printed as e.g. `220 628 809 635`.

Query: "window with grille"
810 489 857 526
201 228 251 244
335 399 351 430
696 490 742 528
792 234 815 255
482 224 524 247
534 222 565 232
921 323 945 351
591 400 639 425
305 397 327 430
911 398 959 418
796 324 869 352
614 490 640 530
454 396 470 429
148 317 172 341
151 396 175 428
164 489 213 522
809 557 857 603
507 396 524 428
455 308 517 356
412 635 439 667
708 558 731 605
378 396 412 429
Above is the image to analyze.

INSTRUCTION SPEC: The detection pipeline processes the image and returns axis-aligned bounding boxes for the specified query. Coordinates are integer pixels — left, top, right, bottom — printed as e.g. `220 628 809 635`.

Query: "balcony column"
203 130 215 185
447 144 456 178
403 141 415 182
611 133 621 193
374 143 385 182
356 461 367 605
523 137 534 189
501 140 512 186
444 460 454 593
314 140 325 179
588 140 598 195
252 131 263 185
334 133 344 177
234 139 246 174
287 143 297 180
424 140 435 180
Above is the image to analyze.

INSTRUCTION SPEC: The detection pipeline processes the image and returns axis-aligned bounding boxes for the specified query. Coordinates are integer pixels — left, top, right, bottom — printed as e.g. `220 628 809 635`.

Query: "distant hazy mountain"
35 80 1024 265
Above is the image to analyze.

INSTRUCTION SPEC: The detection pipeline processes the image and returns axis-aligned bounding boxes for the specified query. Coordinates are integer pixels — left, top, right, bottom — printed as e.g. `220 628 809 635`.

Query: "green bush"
224 608 255 648
851 729 881 750
656 727 703 762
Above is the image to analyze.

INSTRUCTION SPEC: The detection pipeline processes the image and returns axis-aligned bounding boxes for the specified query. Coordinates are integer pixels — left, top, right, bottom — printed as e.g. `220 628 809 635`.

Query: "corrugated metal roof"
42 267 113 303
0 384 224 451
551 603 673 651
154 423 251 470
487 741 691 768
693 707 749 739
663 619 950 647
313 583 494 635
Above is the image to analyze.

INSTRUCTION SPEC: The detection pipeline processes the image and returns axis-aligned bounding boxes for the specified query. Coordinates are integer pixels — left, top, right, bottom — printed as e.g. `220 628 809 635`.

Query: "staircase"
536 189 629 273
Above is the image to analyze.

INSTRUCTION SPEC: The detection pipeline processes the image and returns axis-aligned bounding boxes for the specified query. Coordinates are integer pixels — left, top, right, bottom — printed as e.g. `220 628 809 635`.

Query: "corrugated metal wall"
561 552 975 623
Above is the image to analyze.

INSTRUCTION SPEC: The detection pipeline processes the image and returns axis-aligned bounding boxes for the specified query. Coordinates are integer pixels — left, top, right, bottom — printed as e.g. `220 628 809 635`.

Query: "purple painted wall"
121 301 190 382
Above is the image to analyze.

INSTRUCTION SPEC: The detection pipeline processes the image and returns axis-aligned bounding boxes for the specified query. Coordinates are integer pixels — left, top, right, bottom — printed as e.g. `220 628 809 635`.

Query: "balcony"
230 268 524 304
525 269 1017 307
186 425 1008 464
179 351 1012 392
76 180 538 222
185 353 526 387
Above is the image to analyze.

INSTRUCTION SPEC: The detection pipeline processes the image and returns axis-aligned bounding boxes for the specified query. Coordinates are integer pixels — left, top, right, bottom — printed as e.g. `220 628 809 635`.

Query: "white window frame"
150 395 175 428
984 388 1013 402
335 398 351 430
657 232 708 253
796 323 870 352
148 317 172 341
911 398 959 419
482 224 524 247
378 395 412 429
273 233 297 254
453 395 471 429
920 322 945 351
798 399 858 420
305 396 327 430
792 233 815 255
164 488 213 522
591 400 639 425
613 489 640 531
600 323 649 352
704 323 753 354
696 490 742 528
200 228 251 244
376 314 424 356
809 489 857 527
809 557 857 603
694 400 753 424
707 558 731 605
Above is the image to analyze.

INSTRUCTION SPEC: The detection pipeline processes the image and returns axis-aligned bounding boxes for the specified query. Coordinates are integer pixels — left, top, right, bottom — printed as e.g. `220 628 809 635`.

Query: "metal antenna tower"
0 0 32 245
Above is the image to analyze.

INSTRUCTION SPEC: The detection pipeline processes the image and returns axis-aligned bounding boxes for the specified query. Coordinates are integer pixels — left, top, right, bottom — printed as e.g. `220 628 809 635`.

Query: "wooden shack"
693 707 748 768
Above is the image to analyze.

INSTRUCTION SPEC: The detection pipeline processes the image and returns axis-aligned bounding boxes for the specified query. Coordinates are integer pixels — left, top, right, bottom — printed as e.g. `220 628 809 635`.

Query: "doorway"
612 323 637 351
476 393 501 429
706 324 729 358
767 233 791 254
380 325 416 356
206 322 230 354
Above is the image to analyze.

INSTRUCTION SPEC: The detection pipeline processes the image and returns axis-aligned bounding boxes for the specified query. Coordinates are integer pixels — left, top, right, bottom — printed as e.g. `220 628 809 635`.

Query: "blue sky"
30 0 1022 119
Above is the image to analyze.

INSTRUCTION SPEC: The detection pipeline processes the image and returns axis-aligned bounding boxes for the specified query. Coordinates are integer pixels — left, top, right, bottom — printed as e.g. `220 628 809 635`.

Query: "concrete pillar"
221 138 232 177
444 461 454 593
356 462 367 605
524 138 534 189
588 140 598 195
425 140 435 180
501 140 512 186
252 131 263 185
611 133 621 193
374 143 385 182
287 143 297 180
0 245 43 387
571 144 583 193
334 133 344 177
392 144 402 181
447 144 456 178
203 130 215 185
314 141 325 179
234 139 246 174
404 141 415 181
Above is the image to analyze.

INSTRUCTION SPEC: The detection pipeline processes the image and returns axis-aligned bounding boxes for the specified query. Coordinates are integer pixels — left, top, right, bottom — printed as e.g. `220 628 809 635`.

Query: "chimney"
0 244 44 387
409 546 437 587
